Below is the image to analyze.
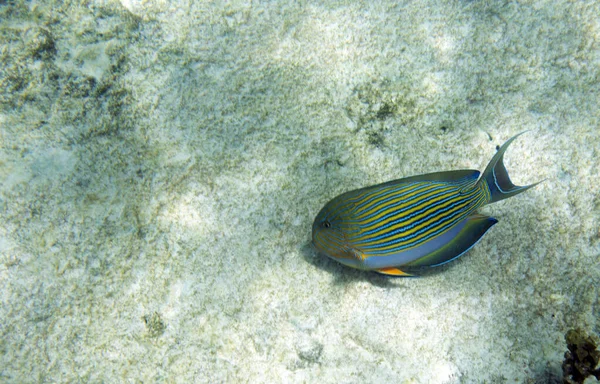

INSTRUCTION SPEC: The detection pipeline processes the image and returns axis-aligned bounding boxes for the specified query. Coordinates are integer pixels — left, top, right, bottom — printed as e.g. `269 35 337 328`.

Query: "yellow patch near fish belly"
376 267 412 276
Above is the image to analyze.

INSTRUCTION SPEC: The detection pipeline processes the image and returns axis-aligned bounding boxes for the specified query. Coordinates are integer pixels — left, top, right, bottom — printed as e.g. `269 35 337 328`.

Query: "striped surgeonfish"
312 132 541 277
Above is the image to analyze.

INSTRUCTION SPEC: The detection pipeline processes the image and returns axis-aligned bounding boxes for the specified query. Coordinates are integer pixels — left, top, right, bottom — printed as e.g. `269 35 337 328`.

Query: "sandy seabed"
1 1 599 383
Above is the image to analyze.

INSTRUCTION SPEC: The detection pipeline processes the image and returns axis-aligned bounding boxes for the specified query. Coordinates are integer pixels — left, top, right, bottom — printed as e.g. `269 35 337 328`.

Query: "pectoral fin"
403 214 498 270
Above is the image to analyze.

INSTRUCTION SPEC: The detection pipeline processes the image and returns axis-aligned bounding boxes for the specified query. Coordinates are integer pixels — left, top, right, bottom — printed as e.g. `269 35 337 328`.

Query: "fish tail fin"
479 131 542 204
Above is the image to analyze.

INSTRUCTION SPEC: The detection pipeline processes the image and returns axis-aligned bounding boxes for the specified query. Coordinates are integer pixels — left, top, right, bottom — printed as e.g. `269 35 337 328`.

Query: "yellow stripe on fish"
312 132 541 277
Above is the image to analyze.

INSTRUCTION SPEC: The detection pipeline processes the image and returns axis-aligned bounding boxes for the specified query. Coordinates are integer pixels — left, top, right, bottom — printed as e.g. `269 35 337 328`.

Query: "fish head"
312 201 365 269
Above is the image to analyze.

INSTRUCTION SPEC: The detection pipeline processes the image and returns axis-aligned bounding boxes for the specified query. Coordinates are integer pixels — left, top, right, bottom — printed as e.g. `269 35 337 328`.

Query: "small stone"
296 337 323 364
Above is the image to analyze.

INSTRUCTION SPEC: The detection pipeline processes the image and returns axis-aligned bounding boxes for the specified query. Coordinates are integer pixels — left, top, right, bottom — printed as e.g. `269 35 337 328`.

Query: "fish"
311 132 541 277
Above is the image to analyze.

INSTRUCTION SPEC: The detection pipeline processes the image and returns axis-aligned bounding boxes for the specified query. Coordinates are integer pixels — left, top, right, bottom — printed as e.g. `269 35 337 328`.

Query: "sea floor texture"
1 1 599 383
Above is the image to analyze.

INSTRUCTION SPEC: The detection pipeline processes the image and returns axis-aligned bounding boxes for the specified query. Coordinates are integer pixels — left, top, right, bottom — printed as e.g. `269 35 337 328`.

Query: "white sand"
1 1 599 382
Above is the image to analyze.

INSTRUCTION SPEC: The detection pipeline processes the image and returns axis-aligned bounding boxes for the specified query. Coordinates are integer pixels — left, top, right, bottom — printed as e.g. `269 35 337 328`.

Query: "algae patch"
562 329 600 384
143 312 166 338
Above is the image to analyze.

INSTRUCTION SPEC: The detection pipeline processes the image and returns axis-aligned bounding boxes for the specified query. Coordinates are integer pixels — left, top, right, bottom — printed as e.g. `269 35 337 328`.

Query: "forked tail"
479 131 542 204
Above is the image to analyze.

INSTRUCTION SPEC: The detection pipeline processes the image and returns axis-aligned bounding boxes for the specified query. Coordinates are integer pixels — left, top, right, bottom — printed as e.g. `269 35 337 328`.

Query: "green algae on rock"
562 329 600 384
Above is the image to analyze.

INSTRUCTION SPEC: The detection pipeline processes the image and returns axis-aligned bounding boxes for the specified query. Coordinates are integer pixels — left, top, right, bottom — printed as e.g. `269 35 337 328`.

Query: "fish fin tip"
469 213 498 225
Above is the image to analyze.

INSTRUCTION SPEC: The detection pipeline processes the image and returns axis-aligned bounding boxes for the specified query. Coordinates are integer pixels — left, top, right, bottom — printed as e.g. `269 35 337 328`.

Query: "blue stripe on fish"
312 132 541 277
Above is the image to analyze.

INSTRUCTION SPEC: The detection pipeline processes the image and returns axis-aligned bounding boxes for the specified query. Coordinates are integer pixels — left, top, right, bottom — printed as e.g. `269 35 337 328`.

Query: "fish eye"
321 220 331 228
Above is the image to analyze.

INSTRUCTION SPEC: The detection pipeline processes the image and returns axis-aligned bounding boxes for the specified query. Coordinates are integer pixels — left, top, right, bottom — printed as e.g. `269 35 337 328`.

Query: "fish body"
312 133 540 276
